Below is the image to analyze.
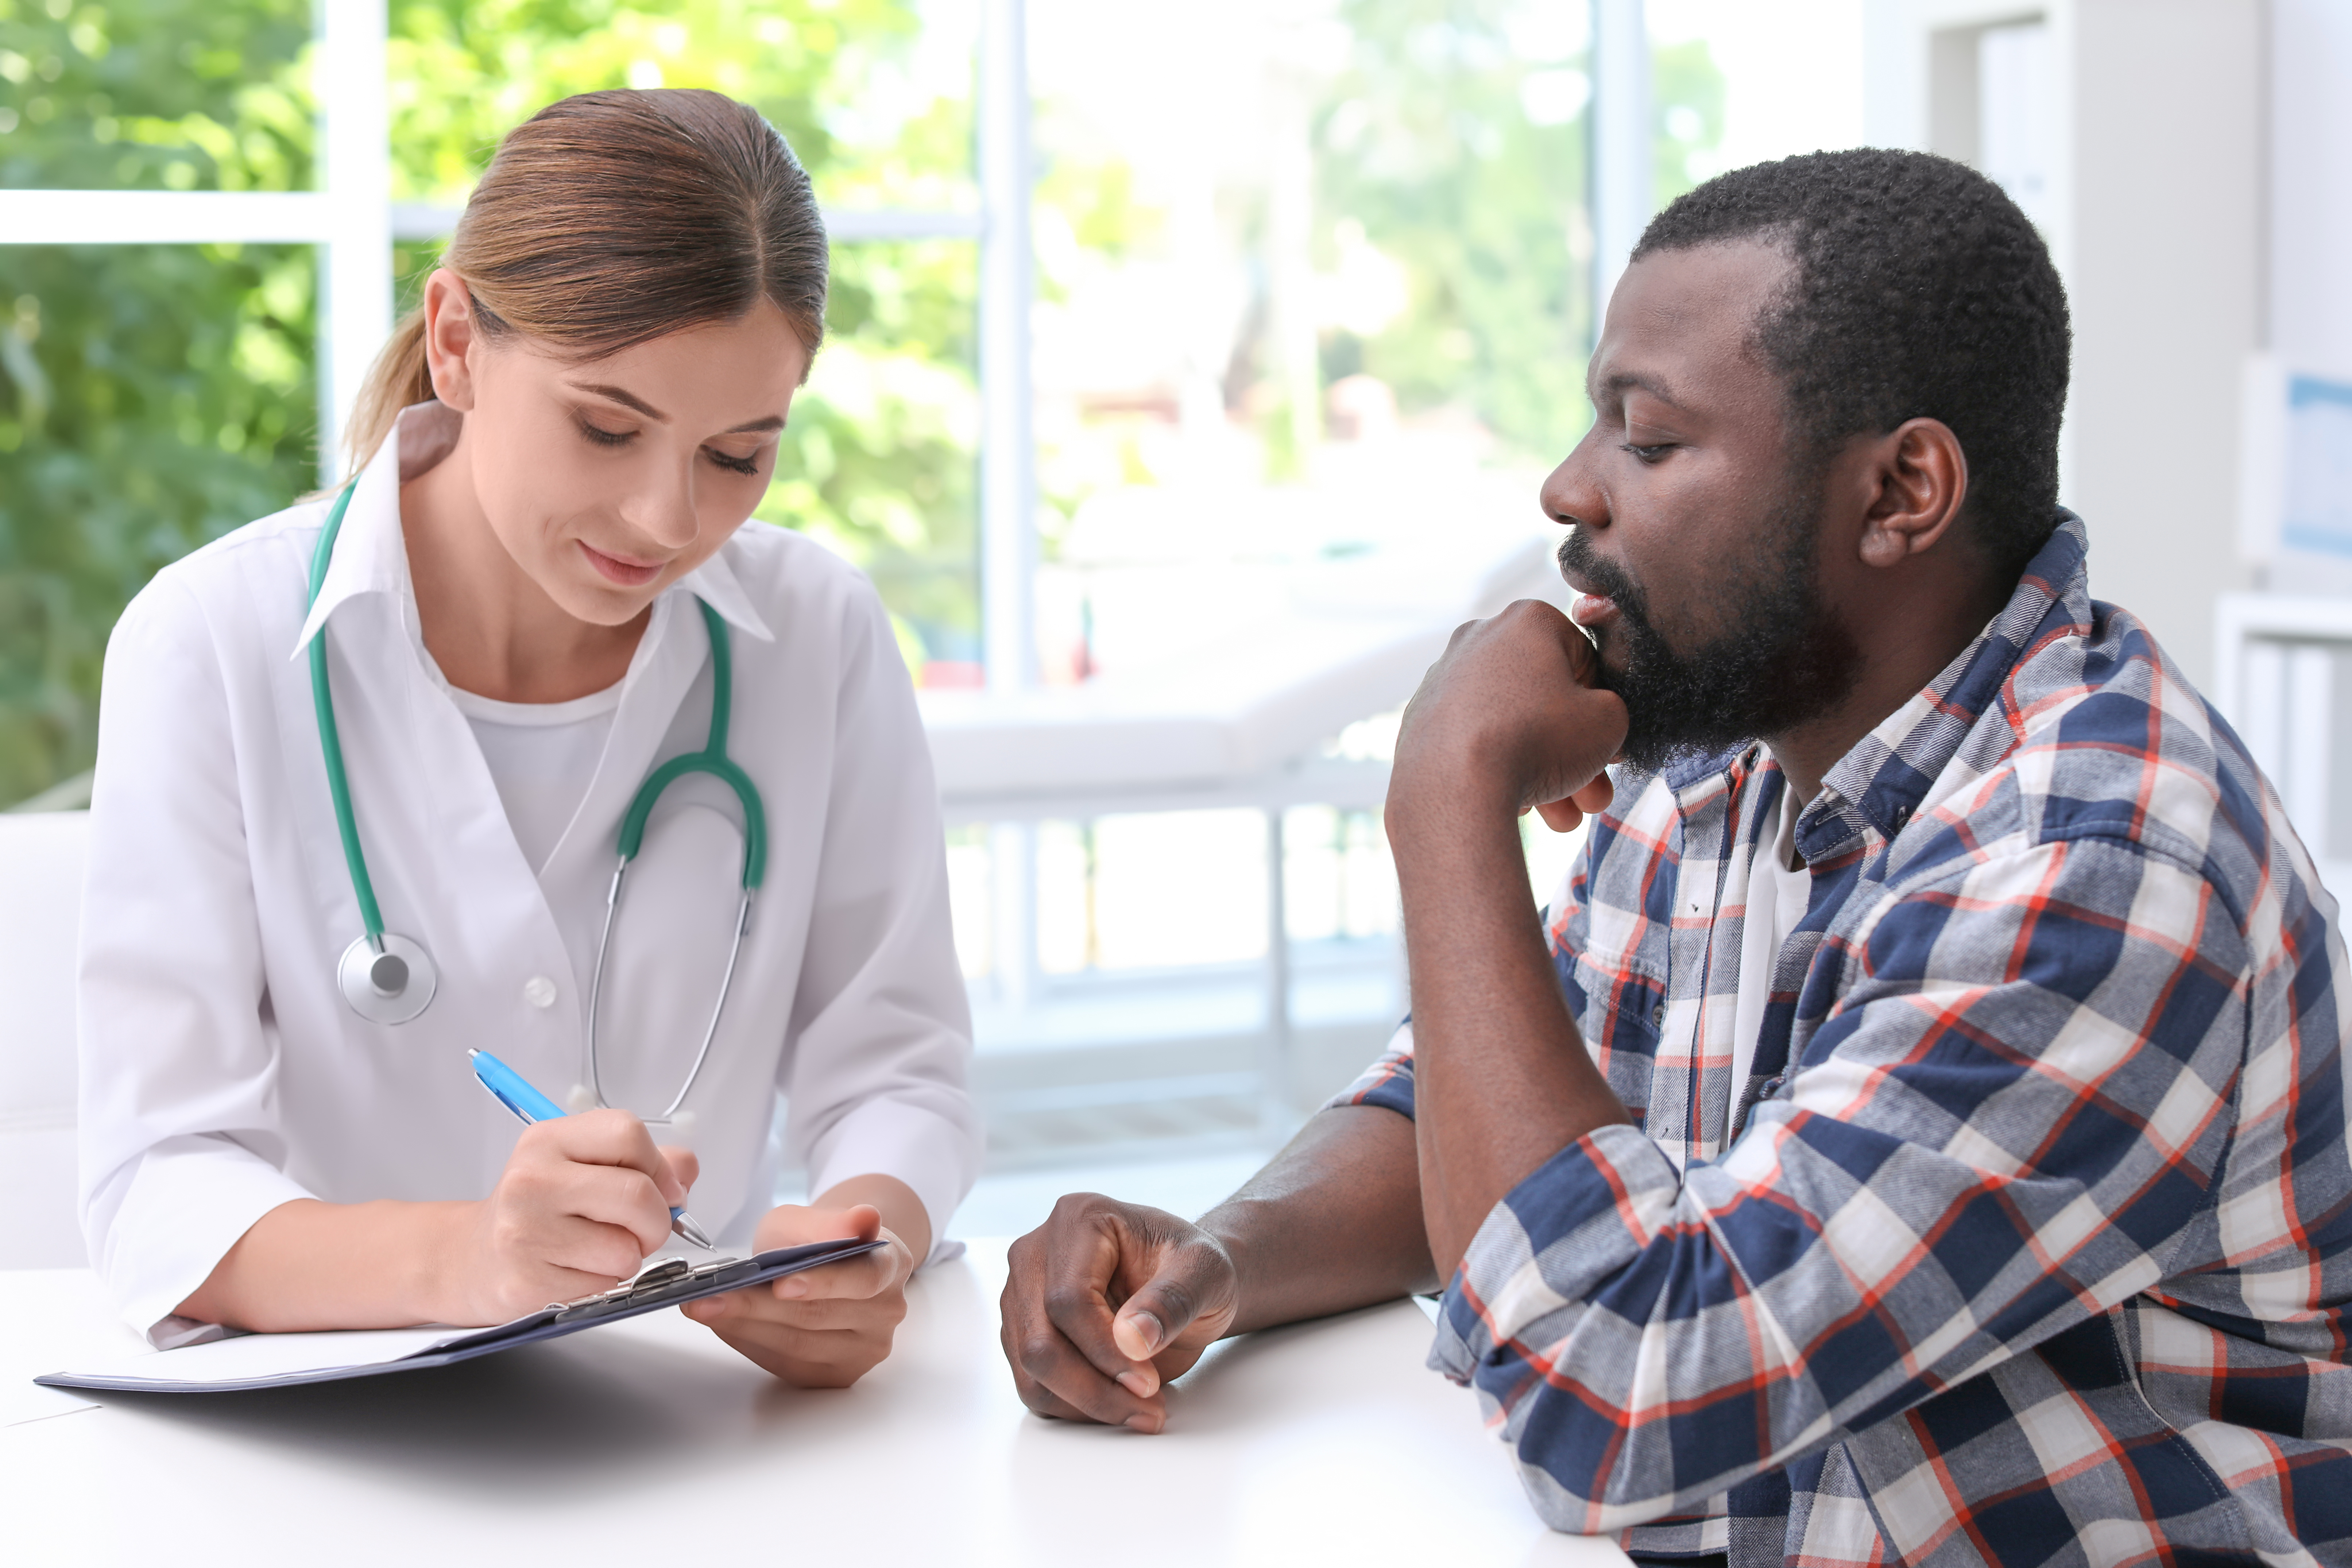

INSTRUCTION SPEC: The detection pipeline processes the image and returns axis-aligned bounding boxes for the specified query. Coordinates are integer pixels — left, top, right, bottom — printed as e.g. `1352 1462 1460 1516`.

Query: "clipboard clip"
549 1254 741 1317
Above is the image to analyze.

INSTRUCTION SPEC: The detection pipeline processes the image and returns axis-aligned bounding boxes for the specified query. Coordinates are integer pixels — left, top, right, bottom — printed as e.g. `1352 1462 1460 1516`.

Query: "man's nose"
1540 438 1609 531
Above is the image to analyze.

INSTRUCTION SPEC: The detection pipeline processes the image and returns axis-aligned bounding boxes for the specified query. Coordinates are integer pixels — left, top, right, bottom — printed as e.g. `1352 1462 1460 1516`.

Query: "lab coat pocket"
591 800 745 1128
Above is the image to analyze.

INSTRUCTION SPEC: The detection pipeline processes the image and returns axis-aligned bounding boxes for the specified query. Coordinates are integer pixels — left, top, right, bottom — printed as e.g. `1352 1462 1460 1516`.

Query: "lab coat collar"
292 401 775 658
674 547 774 643
290 403 423 657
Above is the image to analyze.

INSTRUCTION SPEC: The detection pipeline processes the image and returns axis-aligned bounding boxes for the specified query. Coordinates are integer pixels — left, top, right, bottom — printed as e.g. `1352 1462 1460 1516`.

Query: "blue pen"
469 1048 716 1250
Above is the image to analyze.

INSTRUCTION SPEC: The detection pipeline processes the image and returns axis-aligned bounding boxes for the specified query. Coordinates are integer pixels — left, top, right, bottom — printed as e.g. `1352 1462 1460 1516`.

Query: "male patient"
998 150 2352 1565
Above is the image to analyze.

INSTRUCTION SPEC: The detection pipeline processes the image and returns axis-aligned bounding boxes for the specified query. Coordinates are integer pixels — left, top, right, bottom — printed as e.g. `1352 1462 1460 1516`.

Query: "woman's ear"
1857 417 1969 569
419 268 482 413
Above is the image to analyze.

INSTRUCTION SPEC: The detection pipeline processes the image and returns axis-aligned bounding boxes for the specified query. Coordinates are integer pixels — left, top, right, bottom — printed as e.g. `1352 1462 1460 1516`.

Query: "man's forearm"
1391 775 1633 1279
1200 1104 1438 1335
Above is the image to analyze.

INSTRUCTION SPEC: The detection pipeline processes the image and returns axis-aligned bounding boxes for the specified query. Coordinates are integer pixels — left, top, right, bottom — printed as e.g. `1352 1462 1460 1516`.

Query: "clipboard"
34 1238 886 1394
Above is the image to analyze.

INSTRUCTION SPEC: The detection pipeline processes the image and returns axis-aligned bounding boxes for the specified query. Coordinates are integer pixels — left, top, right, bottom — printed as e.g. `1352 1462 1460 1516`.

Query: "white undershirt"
1729 762 1815 1097
443 681 624 875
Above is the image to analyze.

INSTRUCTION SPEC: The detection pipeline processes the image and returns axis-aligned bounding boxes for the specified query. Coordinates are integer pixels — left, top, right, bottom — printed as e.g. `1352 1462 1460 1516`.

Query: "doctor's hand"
1001 1194 1239 1433
681 1200 916 1387
450 1110 699 1325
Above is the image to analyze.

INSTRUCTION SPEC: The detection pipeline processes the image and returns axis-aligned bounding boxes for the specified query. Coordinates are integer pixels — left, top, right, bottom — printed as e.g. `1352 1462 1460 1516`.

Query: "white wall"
1865 0 2264 689
2271 0 2352 381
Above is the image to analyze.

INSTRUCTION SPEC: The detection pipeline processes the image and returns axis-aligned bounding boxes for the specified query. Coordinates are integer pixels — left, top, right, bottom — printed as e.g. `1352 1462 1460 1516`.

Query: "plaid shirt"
1339 515 2352 1565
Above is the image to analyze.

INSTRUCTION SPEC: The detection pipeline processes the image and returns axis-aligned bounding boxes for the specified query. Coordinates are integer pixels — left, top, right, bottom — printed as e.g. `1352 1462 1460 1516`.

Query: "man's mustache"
1555 529 1644 622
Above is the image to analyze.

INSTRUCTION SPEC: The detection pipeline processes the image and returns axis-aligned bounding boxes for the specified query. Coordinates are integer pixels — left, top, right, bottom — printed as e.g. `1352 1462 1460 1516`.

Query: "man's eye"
1621 442 1673 463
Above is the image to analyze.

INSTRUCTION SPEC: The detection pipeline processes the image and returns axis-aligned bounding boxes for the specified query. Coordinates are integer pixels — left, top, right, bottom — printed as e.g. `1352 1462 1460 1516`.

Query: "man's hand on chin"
1387 600 1624 839
1386 599 1635 1281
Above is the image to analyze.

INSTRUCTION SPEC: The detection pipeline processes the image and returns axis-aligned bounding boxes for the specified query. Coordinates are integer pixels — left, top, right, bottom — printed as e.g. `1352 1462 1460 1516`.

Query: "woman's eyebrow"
569 381 668 420
566 381 784 434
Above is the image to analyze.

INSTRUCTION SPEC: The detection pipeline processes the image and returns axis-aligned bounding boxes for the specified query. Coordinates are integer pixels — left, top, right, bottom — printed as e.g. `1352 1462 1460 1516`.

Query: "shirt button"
523 975 558 1010
1651 1003 1666 1027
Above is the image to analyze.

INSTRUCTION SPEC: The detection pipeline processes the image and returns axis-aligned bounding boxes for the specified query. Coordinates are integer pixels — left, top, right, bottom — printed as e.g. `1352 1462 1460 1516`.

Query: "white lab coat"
76 403 980 1333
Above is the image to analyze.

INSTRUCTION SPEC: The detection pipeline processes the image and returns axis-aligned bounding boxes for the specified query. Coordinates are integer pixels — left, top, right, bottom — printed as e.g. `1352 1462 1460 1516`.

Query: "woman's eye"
706 449 761 477
579 421 634 448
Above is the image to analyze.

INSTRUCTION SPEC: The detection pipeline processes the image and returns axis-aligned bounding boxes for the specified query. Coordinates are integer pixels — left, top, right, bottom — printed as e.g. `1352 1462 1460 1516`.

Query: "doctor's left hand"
681 1201 916 1387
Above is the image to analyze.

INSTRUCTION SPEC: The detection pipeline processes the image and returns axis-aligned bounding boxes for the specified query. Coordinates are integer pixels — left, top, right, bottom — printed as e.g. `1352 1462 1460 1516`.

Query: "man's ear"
420 268 482 414
1856 417 1968 569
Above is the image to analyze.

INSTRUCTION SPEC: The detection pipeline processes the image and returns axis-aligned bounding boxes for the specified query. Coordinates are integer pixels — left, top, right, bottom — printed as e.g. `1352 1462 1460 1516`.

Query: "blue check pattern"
1339 515 2352 1565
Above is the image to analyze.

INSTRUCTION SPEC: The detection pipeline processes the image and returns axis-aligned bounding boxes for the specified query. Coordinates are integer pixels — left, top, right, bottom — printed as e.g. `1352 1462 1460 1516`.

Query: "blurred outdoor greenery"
0 0 1721 808
0 0 978 807
0 0 319 808
1314 0 1721 462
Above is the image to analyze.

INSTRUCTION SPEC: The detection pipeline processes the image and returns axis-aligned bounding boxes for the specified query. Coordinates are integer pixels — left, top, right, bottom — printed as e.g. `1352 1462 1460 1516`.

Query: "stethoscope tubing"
308 483 392 949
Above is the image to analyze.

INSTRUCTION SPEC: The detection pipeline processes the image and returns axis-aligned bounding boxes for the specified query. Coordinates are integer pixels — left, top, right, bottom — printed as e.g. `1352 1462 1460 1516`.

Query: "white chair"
0 809 89 1267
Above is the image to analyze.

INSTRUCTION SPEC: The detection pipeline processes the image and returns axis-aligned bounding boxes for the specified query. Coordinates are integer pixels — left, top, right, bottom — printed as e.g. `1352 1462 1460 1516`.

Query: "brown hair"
343 88 828 476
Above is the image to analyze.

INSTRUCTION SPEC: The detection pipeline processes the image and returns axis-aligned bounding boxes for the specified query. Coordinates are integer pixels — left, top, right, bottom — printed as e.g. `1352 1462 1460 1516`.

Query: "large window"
4 0 1737 1160
0 0 995 804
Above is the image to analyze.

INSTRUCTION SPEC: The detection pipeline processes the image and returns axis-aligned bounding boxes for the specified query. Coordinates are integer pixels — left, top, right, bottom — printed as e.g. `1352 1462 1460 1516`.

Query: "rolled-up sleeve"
1430 835 2246 1535
78 578 312 1335
780 582 980 1244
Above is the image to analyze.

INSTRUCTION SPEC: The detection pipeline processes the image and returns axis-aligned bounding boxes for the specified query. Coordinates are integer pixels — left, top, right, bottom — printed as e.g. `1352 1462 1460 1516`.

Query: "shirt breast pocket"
1568 946 1663 1123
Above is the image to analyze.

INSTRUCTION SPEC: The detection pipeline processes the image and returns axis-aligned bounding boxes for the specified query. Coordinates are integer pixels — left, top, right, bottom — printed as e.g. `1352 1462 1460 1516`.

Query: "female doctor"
75 88 979 1387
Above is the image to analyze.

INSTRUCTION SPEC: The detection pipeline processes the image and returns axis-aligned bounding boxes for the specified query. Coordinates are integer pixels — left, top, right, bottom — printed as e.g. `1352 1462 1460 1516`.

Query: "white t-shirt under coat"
1728 758 1814 1098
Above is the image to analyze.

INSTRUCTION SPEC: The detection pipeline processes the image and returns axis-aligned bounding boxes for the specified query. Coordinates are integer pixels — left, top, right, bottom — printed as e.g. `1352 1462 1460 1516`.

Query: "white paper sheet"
53 1324 467 1389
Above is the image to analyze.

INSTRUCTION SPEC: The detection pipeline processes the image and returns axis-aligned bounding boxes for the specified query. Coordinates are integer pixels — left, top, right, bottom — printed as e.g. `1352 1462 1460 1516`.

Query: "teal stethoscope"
307 481 769 1124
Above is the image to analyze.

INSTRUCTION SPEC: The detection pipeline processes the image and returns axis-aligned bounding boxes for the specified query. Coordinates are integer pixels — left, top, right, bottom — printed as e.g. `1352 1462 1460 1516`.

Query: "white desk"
3 1242 1630 1567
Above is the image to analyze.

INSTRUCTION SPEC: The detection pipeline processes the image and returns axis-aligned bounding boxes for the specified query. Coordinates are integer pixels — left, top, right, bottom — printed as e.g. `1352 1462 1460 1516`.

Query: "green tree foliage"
381 0 982 667
0 0 976 806
0 0 318 807
1312 0 1723 464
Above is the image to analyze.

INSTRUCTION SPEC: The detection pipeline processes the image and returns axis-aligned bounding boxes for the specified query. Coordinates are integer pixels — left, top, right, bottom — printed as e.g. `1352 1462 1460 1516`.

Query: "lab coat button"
523 975 557 1010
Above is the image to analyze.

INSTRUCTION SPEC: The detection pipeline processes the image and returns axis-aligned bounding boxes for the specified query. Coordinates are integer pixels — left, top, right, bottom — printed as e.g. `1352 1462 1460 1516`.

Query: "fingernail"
1125 1413 1162 1435
778 1278 809 1298
1116 1370 1153 1397
1125 1309 1164 1354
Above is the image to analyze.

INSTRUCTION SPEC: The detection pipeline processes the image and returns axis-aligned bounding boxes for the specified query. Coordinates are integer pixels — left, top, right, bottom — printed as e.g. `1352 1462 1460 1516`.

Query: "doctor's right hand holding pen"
175 1109 703 1332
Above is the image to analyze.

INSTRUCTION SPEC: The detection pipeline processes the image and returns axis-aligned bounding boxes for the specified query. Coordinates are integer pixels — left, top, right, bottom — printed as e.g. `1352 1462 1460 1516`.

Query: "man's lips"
1559 571 1621 629
580 541 665 588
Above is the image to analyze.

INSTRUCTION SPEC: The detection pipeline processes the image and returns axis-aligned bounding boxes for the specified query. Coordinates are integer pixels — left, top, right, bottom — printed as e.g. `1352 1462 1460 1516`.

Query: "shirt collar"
293 400 775 657
1801 510 2093 859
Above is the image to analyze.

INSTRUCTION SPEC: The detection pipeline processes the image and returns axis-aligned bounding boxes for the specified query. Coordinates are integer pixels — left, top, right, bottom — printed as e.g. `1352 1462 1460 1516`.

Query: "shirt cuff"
1431 1120 1684 1386
804 1096 978 1255
1326 1019 1418 1119
92 1134 314 1338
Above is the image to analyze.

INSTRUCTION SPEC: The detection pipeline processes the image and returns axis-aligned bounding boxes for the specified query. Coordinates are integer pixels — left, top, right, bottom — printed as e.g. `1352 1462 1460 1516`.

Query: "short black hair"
1633 148 2071 582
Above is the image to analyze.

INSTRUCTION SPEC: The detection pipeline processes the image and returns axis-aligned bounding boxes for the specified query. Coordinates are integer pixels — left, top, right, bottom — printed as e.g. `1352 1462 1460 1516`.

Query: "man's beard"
1558 481 1863 775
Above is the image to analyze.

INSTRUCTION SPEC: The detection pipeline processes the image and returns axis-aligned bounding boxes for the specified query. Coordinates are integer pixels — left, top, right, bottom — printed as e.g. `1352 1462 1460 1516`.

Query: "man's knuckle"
1016 1332 1064 1377
1042 1281 1097 1322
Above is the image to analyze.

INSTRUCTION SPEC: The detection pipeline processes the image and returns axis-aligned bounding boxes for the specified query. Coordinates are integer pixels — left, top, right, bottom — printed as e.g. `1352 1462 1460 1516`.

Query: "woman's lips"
580 541 664 588
1569 591 1620 628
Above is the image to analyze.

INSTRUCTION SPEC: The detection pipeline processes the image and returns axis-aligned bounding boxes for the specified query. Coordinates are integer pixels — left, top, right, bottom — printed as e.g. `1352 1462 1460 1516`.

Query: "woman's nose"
621 460 701 550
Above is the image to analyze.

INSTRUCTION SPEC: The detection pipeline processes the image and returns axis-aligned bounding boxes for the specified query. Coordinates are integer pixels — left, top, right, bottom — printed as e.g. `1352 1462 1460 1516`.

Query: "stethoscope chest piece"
337 932 438 1026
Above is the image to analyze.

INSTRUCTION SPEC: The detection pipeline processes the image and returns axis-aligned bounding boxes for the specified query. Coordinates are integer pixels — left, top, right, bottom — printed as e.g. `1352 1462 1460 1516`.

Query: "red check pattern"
1338 515 2352 1566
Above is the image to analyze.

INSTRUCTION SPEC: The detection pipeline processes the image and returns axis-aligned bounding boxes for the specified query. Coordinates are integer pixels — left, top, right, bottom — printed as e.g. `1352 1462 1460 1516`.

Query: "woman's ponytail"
340 306 435 479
